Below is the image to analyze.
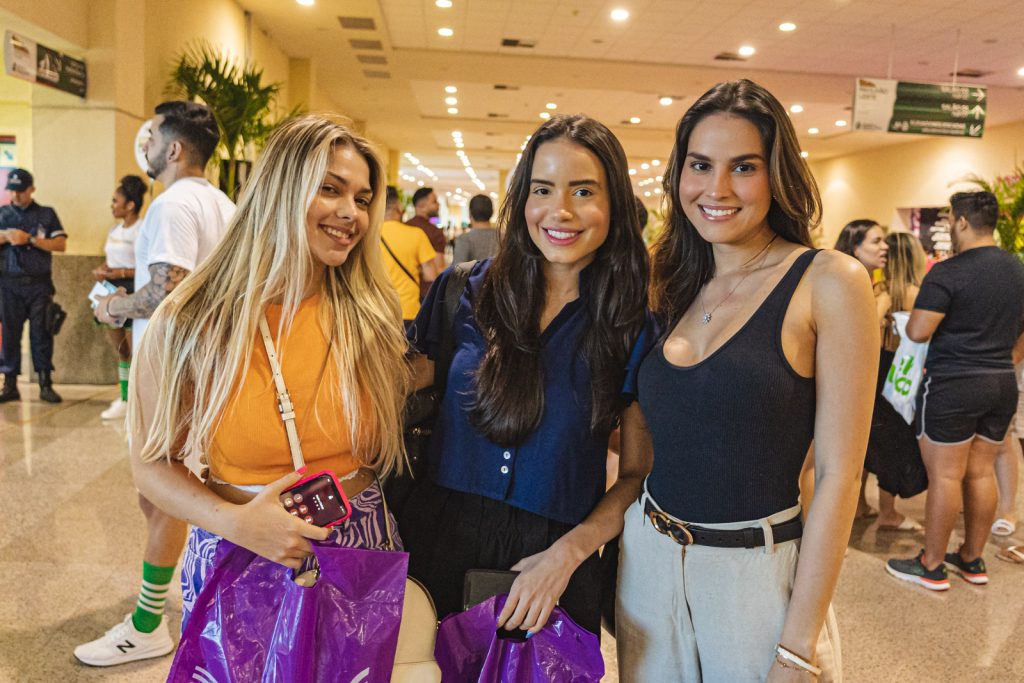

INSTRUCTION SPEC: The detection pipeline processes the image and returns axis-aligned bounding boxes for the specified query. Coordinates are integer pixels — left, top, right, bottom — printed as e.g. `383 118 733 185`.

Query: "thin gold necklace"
698 234 778 325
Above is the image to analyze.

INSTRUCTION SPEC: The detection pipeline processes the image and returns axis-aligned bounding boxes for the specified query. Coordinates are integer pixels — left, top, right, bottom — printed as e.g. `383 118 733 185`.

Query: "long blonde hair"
130 114 409 476
882 231 927 350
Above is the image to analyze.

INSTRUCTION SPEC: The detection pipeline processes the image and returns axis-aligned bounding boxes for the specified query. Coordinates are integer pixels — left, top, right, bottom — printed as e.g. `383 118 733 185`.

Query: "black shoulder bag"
385 260 476 515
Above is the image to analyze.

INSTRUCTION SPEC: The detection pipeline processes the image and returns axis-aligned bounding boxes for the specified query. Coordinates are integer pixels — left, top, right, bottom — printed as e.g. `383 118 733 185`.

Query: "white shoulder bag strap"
258 314 305 471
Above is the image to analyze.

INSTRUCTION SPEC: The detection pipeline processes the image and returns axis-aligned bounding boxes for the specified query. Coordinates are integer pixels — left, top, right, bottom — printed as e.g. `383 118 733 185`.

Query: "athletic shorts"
916 372 1018 444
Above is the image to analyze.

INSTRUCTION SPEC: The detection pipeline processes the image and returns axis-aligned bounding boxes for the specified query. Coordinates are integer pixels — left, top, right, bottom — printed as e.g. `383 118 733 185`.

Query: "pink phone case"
280 470 353 527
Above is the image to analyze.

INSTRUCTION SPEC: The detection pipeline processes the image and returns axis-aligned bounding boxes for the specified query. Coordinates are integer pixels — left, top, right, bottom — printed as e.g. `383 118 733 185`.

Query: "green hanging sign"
852 77 986 138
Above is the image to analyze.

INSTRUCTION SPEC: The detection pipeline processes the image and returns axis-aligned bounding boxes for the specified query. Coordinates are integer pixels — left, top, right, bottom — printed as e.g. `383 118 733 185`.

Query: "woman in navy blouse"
402 114 652 636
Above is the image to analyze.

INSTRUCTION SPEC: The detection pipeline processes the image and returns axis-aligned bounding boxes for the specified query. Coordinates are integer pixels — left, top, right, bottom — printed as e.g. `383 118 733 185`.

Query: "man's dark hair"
949 191 998 231
386 185 400 209
469 194 493 222
411 187 434 206
154 101 220 167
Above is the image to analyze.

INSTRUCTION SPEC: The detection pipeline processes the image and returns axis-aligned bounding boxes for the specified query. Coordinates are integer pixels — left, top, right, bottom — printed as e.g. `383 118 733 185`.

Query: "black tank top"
639 249 819 523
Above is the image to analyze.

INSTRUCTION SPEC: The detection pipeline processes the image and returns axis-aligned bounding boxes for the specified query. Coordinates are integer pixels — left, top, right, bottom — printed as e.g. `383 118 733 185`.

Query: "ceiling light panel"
378 1 1024 90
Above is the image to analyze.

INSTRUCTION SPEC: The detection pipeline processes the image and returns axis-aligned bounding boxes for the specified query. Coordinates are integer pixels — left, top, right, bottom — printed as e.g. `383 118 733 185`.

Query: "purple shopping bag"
434 594 604 683
167 540 408 683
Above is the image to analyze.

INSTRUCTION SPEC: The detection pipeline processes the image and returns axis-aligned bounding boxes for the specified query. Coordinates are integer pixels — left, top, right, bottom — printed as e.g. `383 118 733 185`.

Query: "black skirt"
864 349 928 498
398 477 603 636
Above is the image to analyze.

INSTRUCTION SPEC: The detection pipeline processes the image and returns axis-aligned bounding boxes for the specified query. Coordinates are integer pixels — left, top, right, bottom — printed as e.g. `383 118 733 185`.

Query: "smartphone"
88 280 118 308
280 470 352 527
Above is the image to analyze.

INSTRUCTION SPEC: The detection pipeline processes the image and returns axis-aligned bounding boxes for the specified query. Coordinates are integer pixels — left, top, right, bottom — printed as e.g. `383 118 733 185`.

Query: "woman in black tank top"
615 80 879 682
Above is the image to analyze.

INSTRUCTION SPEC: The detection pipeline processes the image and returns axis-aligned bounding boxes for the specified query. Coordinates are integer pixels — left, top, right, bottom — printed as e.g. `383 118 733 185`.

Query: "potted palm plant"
165 40 298 197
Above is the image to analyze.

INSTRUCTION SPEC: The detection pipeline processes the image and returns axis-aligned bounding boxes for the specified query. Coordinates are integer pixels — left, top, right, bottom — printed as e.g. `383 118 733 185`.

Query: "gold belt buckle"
648 508 694 546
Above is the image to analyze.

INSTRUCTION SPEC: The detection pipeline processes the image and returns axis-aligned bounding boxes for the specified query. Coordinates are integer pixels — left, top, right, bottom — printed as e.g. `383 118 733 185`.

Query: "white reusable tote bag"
882 311 929 424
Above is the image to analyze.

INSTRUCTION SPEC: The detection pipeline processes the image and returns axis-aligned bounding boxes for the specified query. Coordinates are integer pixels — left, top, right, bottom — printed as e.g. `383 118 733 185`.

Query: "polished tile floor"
2 382 1023 682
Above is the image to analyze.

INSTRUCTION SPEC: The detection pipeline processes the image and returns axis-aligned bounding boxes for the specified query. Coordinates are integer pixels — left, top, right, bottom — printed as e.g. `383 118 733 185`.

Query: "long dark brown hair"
470 115 649 446
649 79 821 332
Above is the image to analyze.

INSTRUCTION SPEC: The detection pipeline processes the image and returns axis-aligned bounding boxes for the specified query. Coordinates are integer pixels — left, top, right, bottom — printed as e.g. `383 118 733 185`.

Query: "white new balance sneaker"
100 398 128 420
73 614 174 667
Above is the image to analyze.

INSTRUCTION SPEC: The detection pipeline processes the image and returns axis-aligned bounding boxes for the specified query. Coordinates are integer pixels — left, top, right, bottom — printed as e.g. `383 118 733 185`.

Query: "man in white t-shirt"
80 101 235 667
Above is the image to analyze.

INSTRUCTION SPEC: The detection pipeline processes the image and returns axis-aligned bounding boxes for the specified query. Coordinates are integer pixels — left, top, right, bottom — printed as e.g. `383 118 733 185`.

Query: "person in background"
402 114 653 638
78 101 234 667
453 193 499 263
619 79 877 681
405 187 446 298
93 175 147 420
0 168 68 404
887 191 1024 590
866 231 929 528
380 185 439 328
633 195 649 236
833 221 923 530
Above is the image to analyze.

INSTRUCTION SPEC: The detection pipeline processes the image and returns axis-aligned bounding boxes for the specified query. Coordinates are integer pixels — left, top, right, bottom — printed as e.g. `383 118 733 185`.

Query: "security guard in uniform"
0 168 67 403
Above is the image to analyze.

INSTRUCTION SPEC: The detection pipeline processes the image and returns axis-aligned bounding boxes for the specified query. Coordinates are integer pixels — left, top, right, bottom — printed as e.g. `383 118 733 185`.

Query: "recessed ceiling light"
417 180 425 186
651 159 661 166
436 0 453 7
610 8 630 22
445 85 458 94
659 96 673 106
835 119 847 127
445 97 458 106
779 22 796 32
738 45 756 57
296 0 314 5
629 169 637 175
655 175 663 181
789 104 804 114
808 127 820 135
452 130 462 137
455 141 464 148
447 107 459 114
445 191 452 196
629 116 641 124
546 102 557 110
437 27 454 37
640 163 650 170
539 112 551 120
643 191 651 197
654 188 662 194
800 151 809 158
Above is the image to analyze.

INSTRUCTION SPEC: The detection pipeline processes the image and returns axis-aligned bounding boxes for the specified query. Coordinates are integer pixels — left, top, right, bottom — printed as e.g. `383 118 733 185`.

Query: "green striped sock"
118 360 130 402
131 562 175 633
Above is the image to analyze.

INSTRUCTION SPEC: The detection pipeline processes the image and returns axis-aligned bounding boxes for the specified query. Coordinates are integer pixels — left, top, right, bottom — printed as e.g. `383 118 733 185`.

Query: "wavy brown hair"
650 79 821 332
470 115 649 446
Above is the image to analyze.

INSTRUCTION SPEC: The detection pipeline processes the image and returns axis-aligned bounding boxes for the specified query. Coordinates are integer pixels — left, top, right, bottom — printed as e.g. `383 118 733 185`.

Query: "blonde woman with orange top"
125 114 409 631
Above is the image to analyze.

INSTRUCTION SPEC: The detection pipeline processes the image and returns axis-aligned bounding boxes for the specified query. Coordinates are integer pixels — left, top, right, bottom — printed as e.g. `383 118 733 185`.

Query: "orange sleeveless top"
208 294 361 485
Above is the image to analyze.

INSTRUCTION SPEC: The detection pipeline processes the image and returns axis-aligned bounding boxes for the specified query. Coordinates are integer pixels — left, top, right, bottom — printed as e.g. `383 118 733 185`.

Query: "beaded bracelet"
776 645 822 677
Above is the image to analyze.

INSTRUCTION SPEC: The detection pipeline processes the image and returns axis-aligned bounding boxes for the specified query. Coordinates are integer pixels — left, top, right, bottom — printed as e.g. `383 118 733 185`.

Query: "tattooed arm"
95 262 190 324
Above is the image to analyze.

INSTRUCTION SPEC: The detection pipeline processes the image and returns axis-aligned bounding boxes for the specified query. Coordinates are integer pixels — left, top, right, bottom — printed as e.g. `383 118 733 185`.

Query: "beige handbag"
258 315 441 681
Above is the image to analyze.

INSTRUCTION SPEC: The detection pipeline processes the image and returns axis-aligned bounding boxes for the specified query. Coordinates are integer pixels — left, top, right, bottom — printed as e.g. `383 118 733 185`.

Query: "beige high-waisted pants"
615 491 841 683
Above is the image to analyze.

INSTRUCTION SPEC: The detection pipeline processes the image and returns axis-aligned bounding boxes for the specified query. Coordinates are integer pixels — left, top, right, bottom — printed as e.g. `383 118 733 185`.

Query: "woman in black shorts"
887 191 1024 590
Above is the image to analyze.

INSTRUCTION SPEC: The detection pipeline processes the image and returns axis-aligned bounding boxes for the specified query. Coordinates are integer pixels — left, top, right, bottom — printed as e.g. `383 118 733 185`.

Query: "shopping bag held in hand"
882 311 929 425
435 594 604 683
167 541 408 683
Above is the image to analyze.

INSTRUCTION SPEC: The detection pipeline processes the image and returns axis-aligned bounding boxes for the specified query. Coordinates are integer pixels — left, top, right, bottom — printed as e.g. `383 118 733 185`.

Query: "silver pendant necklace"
698 234 778 325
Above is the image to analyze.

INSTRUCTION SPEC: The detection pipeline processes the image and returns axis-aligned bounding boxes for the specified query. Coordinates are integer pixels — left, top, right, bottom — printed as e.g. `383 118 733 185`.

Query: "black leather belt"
642 497 803 548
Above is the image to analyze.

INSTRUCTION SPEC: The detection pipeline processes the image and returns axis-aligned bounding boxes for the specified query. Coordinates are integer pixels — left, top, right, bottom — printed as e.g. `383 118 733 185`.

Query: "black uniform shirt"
0 201 67 278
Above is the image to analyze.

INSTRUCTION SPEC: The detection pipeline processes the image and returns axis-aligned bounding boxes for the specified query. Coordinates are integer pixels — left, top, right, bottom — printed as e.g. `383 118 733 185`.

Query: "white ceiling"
239 0 1024 201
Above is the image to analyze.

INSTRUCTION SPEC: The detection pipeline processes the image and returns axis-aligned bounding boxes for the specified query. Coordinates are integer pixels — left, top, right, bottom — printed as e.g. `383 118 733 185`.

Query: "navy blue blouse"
409 259 653 525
